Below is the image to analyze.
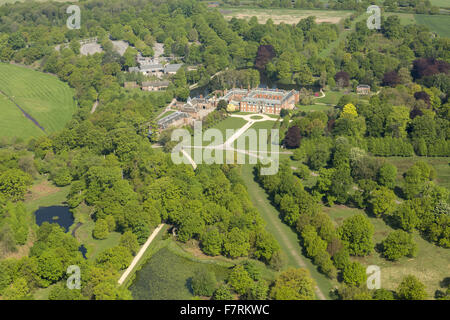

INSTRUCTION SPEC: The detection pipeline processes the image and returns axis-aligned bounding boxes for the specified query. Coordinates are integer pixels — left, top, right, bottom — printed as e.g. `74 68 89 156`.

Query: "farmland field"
0 63 77 139
221 7 352 24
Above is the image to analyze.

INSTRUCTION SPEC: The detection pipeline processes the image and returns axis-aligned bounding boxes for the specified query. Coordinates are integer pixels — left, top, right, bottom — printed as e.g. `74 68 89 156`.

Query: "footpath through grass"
240 164 334 299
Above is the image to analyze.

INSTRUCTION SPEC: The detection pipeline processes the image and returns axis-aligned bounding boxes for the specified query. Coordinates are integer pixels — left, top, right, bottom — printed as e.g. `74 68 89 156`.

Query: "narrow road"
118 224 165 285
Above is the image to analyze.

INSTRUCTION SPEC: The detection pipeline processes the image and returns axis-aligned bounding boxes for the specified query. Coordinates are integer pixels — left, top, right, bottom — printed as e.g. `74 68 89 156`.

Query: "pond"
34 205 74 233
78 244 87 259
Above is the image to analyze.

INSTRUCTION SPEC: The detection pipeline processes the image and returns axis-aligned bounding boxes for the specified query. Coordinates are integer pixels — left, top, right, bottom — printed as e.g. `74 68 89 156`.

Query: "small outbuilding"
356 84 371 95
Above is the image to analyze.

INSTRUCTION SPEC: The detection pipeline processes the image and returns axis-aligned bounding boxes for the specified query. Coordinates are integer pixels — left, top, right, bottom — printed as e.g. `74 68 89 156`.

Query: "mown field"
0 63 77 139
221 7 351 24
324 205 450 298
0 92 44 139
414 14 450 38
386 13 450 38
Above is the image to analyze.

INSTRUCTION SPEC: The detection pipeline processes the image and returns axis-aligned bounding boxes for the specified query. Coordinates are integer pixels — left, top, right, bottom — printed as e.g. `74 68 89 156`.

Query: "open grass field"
129 241 233 300
314 90 345 105
386 13 450 38
221 7 352 24
430 0 450 7
415 14 450 38
0 63 77 139
72 217 122 261
297 104 333 112
24 179 70 214
0 92 44 139
324 205 450 298
380 156 450 190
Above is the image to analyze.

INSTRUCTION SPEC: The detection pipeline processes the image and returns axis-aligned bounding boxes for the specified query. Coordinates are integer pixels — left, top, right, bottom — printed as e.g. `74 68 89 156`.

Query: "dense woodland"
0 0 448 300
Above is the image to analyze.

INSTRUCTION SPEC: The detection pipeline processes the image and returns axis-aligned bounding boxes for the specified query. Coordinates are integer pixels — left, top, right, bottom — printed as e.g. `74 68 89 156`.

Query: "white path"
118 224 165 285
181 148 197 169
90 100 98 114
179 113 291 170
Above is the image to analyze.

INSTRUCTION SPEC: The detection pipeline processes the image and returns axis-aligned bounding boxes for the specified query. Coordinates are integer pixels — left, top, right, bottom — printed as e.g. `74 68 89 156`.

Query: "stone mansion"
220 88 299 114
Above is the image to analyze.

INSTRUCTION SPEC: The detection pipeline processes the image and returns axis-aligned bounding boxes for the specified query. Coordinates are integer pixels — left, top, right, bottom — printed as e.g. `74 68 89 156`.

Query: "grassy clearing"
159 110 176 118
240 164 334 299
297 104 333 112
0 63 77 138
0 92 44 139
206 116 248 139
72 217 121 261
324 205 450 298
380 156 450 189
319 12 369 58
128 240 233 300
221 7 352 24
24 179 70 214
430 0 450 6
415 14 450 38
386 13 450 37
314 90 345 105
385 12 416 25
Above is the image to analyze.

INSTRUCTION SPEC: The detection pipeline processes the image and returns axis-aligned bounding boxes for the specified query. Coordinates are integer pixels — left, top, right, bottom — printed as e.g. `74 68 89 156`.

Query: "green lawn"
386 13 450 38
0 63 77 139
72 217 121 261
429 0 450 7
128 241 233 300
380 156 450 189
24 181 70 214
240 164 334 299
297 104 333 112
205 116 248 139
314 90 345 105
0 93 44 139
414 14 450 38
324 205 450 298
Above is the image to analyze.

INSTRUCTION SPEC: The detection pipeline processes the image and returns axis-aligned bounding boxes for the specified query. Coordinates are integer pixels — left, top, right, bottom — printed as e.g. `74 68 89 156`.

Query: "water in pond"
34 205 74 232
78 245 87 259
